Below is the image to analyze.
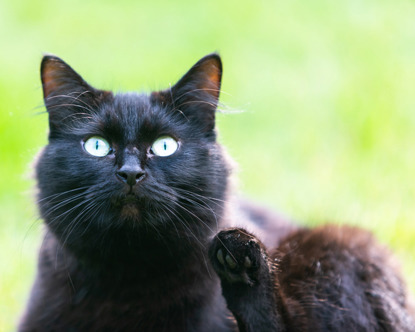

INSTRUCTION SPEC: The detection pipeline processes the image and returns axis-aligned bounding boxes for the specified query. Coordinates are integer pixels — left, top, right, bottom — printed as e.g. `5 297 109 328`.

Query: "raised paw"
209 228 268 286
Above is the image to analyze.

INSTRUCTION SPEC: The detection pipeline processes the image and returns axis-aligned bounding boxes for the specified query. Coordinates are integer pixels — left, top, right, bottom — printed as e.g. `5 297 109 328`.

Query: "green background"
1 0 415 330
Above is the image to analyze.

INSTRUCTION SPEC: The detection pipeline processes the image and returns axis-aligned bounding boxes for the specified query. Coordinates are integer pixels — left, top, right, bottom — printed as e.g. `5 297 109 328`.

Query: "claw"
217 249 225 265
244 256 252 268
226 254 237 269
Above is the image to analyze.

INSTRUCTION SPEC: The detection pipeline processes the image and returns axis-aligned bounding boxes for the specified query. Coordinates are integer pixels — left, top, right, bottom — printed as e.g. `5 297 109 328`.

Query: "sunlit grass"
1 0 415 330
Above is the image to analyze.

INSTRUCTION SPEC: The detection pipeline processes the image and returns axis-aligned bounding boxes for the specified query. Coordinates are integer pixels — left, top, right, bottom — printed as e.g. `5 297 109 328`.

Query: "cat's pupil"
95 140 99 150
163 141 167 150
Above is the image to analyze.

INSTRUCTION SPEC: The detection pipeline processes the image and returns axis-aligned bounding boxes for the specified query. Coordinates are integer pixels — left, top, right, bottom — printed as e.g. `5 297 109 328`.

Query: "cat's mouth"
122 194 139 205
111 193 140 206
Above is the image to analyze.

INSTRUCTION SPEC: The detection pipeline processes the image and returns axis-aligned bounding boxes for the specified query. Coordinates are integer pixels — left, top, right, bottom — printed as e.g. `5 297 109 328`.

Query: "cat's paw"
209 228 267 286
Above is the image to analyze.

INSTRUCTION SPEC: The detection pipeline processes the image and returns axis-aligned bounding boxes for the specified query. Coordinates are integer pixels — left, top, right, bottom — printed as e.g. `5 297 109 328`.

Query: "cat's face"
36 54 229 247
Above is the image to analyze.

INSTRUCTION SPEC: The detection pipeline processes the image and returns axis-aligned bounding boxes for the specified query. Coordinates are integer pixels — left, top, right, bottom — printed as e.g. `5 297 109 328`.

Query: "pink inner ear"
200 60 221 98
42 59 64 98
206 64 220 87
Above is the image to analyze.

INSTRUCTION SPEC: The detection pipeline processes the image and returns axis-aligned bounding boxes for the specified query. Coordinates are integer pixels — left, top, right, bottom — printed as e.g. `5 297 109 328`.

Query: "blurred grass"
1 0 415 330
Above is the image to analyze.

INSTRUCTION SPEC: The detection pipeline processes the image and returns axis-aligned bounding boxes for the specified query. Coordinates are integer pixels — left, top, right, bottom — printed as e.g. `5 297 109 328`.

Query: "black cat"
19 54 414 331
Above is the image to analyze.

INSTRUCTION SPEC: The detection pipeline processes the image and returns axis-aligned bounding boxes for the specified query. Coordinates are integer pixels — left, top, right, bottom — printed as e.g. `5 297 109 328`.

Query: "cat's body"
20 54 414 331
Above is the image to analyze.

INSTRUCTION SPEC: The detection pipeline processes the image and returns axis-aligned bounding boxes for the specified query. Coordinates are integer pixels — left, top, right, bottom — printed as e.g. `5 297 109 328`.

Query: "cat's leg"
209 228 284 332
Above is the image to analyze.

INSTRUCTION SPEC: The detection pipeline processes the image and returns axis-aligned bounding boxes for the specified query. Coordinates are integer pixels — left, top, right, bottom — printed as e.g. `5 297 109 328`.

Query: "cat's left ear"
41 55 111 134
155 53 222 132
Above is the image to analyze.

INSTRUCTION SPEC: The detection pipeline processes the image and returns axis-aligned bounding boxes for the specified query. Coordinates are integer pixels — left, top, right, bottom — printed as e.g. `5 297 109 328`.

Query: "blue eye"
83 136 111 157
151 136 178 157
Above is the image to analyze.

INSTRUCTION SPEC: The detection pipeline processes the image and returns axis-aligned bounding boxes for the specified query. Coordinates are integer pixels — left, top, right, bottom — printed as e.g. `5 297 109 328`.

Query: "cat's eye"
83 136 111 157
151 136 179 157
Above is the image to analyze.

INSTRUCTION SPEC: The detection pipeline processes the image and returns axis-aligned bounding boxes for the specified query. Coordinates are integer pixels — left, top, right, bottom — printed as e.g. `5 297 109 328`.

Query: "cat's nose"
116 165 146 186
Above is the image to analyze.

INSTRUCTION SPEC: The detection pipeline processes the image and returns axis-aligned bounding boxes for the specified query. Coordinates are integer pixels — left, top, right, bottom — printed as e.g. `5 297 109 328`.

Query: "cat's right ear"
152 54 222 133
41 55 111 133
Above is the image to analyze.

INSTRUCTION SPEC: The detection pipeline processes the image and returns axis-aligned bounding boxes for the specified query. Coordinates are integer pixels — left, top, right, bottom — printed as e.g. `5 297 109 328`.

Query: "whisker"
37 185 91 204
61 198 106 247
152 185 218 236
46 91 97 112
153 185 238 263
155 198 213 277
172 100 218 114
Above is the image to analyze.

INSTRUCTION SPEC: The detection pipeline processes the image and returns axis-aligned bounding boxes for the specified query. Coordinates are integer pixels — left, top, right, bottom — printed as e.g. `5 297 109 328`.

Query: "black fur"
20 54 414 331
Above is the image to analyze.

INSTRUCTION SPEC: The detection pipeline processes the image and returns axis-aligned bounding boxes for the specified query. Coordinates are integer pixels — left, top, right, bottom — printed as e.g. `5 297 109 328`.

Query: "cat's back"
274 225 415 331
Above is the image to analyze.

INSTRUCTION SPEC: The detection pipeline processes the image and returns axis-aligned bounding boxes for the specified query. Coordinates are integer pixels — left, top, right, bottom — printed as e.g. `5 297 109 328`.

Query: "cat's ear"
41 55 111 133
155 53 222 132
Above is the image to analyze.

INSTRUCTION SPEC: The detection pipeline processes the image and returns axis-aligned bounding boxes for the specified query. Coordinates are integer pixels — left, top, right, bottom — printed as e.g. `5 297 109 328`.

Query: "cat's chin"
120 203 141 221
113 195 142 221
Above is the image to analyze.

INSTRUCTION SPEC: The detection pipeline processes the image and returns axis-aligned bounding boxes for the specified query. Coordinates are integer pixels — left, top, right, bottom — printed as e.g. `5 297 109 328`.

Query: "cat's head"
36 54 230 252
